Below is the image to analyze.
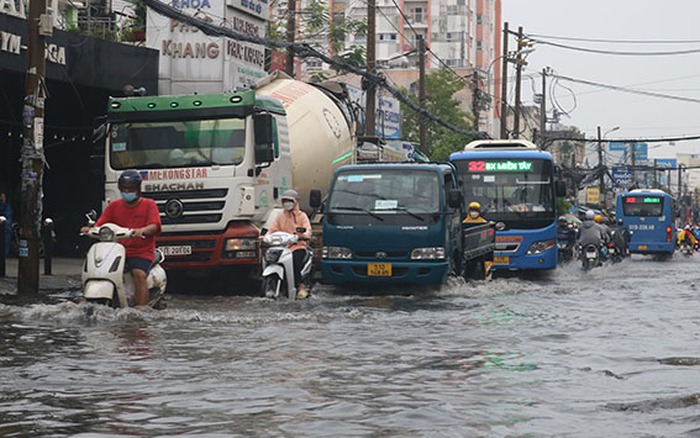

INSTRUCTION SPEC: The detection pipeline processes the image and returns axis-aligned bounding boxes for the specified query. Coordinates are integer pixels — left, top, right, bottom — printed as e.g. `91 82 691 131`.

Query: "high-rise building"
313 0 502 137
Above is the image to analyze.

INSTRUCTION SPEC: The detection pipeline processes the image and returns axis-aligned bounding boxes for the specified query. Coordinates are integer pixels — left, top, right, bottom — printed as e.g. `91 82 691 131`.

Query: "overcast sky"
501 0 700 158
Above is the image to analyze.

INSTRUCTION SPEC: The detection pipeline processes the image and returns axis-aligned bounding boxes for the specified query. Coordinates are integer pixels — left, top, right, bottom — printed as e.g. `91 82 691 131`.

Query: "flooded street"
2 255 700 437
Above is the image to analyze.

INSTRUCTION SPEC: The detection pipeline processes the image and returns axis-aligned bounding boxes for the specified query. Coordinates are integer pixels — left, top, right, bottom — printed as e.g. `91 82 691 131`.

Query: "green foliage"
400 68 476 160
266 0 367 74
557 197 573 217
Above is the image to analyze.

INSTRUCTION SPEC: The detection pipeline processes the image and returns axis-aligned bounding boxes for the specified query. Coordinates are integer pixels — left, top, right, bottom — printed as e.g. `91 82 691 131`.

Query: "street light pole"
597 126 619 207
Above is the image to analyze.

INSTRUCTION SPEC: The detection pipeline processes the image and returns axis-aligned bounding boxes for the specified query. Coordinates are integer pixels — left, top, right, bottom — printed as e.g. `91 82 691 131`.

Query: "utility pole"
499 22 509 139
471 70 480 132
597 126 604 206
18 0 49 295
631 143 636 186
285 0 297 76
365 0 377 136
539 68 547 147
512 26 524 139
418 35 426 151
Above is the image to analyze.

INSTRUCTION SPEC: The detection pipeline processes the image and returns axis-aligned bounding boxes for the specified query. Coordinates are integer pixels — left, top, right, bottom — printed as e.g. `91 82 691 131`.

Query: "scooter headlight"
264 247 284 264
98 226 115 242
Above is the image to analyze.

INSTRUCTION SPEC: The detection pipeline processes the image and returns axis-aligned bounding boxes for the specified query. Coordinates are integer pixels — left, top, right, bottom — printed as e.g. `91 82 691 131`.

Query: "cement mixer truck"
100 72 402 284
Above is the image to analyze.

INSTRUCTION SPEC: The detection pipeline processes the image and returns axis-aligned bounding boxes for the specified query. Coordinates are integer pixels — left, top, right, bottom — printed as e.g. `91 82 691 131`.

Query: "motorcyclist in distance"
677 224 698 252
557 216 576 262
463 201 487 224
610 218 630 257
577 210 608 260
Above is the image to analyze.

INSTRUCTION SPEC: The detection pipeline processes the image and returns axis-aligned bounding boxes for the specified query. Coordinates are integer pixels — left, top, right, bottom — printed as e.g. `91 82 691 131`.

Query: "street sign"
607 142 648 163
655 158 677 169
608 141 627 151
612 165 632 187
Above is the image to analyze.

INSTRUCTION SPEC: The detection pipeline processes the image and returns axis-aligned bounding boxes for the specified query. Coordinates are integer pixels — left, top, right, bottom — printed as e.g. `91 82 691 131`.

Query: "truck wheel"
451 252 464 277
463 258 485 281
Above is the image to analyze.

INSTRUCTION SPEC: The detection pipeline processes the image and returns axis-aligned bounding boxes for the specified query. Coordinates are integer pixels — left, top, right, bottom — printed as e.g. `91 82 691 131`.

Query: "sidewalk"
0 257 83 294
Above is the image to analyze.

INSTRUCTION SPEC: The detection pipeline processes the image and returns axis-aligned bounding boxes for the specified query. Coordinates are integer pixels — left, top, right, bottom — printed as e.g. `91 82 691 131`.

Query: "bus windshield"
453 158 555 227
327 169 441 224
621 196 664 217
109 118 246 169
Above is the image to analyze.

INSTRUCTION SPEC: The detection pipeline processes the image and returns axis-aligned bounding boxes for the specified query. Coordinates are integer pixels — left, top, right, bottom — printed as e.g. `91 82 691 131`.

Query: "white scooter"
260 228 313 300
81 220 167 309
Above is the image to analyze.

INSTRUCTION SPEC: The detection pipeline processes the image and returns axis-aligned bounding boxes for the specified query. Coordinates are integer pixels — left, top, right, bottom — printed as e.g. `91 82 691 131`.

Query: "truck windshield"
454 158 555 227
327 169 441 224
109 118 246 169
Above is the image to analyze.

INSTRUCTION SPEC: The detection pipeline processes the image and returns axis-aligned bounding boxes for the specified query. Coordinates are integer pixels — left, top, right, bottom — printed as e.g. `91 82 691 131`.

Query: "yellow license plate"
638 244 648 250
493 256 510 265
367 263 392 277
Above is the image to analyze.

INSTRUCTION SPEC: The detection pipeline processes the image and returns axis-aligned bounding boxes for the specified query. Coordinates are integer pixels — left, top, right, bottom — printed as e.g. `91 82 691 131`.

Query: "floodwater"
2 255 700 437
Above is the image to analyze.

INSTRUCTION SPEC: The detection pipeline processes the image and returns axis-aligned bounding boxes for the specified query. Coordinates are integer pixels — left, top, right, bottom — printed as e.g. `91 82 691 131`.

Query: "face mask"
121 192 138 203
469 211 479 218
283 201 294 211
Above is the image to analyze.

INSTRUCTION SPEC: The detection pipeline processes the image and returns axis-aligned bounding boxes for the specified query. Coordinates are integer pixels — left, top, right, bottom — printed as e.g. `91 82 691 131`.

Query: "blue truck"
316 162 494 285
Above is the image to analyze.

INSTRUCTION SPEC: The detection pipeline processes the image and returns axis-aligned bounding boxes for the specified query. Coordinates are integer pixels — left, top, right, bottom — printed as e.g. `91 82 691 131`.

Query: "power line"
526 33 700 45
527 37 700 56
553 74 700 104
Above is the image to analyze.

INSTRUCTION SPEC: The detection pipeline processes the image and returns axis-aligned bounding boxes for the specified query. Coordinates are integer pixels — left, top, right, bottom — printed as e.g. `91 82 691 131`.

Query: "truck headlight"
411 247 445 260
322 246 352 259
526 239 555 255
223 238 258 259
224 238 258 251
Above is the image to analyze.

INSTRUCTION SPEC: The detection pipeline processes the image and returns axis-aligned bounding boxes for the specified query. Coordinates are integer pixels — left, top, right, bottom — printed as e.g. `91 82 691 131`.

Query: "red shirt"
96 197 162 261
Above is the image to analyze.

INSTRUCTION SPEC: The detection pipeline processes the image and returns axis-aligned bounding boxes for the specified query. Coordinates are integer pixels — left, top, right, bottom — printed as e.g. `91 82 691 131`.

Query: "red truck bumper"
156 221 260 270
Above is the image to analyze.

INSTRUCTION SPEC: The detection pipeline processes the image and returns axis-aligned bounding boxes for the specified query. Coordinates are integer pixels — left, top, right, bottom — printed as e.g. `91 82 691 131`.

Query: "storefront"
0 12 158 255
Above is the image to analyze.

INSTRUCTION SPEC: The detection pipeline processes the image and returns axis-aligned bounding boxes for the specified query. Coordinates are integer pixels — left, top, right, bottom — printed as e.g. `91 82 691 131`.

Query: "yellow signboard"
586 187 600 205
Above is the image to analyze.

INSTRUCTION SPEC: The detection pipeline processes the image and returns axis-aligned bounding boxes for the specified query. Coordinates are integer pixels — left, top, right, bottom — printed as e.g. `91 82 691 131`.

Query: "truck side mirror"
309 189 322 209
253 113 275 164
555 180 566 197
447 189 461 209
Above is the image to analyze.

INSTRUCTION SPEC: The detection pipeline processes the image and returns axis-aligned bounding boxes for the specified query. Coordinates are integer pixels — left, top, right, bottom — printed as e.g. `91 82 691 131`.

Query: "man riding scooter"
577 210 609 263
81 170 161 306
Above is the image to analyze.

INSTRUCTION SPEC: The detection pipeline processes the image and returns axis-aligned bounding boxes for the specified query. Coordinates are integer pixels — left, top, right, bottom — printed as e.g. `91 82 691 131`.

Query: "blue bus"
449 140 564 271
615 189 676 257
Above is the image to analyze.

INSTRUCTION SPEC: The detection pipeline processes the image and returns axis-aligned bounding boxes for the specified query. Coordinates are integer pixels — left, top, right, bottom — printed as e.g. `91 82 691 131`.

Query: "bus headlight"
411 247 445 260
322 246 352 259
223 238 258 259
526 239 555 255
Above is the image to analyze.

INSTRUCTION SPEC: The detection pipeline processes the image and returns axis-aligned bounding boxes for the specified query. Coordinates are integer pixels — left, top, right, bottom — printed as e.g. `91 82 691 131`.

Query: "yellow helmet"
468 201 481 210
594 214 604 224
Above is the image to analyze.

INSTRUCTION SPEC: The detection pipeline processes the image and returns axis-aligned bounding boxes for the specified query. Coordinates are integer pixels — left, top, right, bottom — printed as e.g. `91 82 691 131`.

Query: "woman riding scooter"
267 189 312 299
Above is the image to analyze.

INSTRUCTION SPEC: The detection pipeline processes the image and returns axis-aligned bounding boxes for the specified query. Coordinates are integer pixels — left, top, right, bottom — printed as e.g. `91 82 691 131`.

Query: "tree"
267 0 367 80
400 68 476 160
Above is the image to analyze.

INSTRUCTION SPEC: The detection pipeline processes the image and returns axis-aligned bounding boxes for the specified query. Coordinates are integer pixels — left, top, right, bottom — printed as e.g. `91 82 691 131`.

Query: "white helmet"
585 210 595 220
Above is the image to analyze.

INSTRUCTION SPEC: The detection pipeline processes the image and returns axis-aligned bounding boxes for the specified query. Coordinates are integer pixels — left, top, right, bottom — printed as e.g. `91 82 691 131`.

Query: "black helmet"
118 169 142 192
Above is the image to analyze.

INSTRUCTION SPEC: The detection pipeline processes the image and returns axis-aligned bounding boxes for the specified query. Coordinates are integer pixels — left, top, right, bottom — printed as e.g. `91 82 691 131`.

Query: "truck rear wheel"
464 257 485 281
